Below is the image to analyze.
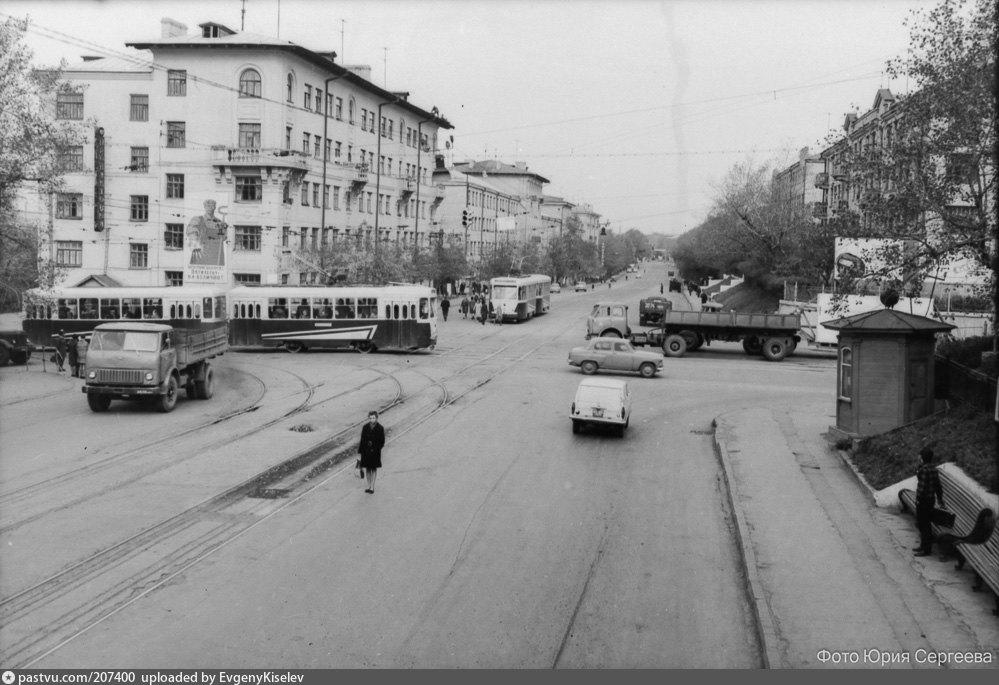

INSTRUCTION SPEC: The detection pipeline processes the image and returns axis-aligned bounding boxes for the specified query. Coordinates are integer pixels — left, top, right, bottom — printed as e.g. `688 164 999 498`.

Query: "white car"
574 282 588 292
570 377 632 437
550 283 561 293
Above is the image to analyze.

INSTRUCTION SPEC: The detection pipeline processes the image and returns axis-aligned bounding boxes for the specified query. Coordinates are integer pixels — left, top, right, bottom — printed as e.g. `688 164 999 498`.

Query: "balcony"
837 199 849 210
830 164 849 181
814 172 829 188
212 146 309 171
338 163 369 186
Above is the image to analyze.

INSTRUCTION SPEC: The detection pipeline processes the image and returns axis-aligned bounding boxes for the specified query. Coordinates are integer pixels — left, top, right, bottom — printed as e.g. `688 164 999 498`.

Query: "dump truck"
82 321 228 412
587 304 801 361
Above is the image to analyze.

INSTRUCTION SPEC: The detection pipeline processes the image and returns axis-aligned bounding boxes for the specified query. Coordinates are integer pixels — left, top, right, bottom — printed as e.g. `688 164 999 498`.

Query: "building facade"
772 146 825 216
30 18 451 287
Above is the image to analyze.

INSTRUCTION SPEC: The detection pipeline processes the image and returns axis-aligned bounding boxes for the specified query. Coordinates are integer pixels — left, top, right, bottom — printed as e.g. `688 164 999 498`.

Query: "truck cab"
586 302 630 339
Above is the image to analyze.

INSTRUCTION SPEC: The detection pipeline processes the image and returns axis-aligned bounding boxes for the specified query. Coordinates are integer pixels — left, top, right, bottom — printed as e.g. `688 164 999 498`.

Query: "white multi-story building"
29 18 451 287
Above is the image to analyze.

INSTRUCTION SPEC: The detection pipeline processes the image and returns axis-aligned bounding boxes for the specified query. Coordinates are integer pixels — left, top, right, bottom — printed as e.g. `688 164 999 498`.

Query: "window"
301 183 309 206
323 185 330 209
56 193 83 219
314 134 321 157
335 141 342 159
234 273 262 285
235 175 262 202
130 146 149 172
282 226 290 247
167 70 187 96
239 69 261 98
326 92 333 116
130 94 149 121
335 97 343 120
285 126 292 150
315 87 322 112
166 121 186 148
312 183 319 207
286 73 294 102
59 145 84 172
839 347 853 399
333 186 341 210
324 139 331 161
166 174 184 199
239 123 261 148
56 240 83 266
361 108 369 131
349 99 355 125
234 225 262 251
311 227 318 249
165 271 183 287
303 85 312 110
130 195 149 221
302 133 310 155
164 223 184 249
56 92 83 120
129 243 149 268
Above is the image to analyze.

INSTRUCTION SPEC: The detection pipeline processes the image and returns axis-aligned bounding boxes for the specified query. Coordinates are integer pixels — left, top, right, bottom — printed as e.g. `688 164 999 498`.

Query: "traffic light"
462 210 469 227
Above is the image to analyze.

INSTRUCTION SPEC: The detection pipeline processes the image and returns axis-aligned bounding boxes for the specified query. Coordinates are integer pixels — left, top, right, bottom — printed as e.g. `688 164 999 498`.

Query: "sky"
2 0 943 237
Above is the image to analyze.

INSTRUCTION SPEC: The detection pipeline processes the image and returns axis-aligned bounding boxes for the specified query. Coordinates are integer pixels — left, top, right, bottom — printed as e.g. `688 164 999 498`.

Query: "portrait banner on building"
185 198 230 284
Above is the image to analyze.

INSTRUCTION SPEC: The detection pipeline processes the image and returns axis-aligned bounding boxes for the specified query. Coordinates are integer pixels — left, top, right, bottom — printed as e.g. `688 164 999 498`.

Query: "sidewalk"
714 401 999 669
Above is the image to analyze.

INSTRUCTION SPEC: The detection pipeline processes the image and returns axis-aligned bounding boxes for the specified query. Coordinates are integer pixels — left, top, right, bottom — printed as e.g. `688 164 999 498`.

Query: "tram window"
358 297 377 319
57 298 79 319
393 304 400 319
80 298 99 319
403 304 410 319
185 304 192 319
420 298 429 319
294 299 311 319
335 298 356 319
123 298 142 319
268 298 288 319
100 299 120 319
143 298 163 319
314 298 333 319
195 303 202 318
385 305 391 319
203 297 213 319
255 303 261 318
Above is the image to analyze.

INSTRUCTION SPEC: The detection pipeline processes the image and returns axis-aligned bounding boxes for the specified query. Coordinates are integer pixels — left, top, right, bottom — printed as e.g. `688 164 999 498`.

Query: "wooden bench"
898 465 999 616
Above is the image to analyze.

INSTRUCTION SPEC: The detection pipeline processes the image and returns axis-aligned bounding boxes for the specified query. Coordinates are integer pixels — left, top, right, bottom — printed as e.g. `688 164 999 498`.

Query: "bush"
936 335 997 374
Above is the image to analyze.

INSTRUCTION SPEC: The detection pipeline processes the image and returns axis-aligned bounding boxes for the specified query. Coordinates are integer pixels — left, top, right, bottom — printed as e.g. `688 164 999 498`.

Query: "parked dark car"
0 328 32 366
668 278 683 293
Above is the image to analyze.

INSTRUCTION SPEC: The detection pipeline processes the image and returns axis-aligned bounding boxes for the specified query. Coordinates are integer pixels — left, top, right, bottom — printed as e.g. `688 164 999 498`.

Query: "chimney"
161 18 187 38
515 161 528 170
343 65 372 81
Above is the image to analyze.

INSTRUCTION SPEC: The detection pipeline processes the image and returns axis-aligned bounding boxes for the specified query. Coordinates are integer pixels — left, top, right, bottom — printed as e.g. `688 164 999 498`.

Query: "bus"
227 284 437 353
490 274 552 322
23 285 229 346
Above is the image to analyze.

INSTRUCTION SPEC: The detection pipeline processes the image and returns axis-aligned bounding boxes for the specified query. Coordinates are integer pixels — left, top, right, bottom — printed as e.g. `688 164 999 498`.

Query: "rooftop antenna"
383 47 388 88
241 0 246 30
276 0 281 38
340 19 346 63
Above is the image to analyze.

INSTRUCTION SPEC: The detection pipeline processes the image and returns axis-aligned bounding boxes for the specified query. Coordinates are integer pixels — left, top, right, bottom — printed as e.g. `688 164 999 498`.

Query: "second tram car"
227 284 438 353
22 286 229 347
490 274 552 322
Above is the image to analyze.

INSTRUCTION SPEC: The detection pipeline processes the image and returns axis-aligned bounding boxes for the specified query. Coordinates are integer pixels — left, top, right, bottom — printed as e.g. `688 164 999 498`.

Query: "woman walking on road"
358 410 385 494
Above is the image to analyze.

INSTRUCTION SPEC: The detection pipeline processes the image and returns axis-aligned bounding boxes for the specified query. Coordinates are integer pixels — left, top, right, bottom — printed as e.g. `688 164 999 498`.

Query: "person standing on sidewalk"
913 446 944 556
358 410 385 494
440 297 450 322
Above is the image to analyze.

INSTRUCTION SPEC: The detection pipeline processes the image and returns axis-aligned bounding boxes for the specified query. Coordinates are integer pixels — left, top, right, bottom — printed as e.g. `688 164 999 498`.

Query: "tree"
0 16 85 309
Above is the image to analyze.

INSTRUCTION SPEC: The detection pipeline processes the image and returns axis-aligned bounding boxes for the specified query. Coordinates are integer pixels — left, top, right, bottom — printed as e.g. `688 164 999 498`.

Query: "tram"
22 285 229 346
227 284 438 353
489 274 552 322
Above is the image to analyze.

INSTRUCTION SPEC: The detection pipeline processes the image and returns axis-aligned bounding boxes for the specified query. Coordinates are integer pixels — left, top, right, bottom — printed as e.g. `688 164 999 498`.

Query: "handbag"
354 459 365 478
932 507 956 528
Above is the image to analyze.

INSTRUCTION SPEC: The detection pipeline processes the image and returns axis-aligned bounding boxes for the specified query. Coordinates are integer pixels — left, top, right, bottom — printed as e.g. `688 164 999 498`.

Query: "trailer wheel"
742 336 763 355
581 360 598 375
157 375 179 412
680 330 703 351
663 334 687 357
195 364 215 399
762 337 789 362
87 394 111 412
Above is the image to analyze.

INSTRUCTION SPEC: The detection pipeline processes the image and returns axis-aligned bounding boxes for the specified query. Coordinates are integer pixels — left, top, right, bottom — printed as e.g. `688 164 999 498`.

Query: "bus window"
358 297 377 319
57 298 79 319
420 298 429 319
123 298 142 319
143 298 163 319
80 298 99 319
268 298 288 318
335 298 356 319
294 299 311 319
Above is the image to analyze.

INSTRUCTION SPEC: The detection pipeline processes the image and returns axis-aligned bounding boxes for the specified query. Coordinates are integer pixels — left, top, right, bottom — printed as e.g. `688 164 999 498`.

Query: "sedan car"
574 282 588 292
568 337 664 378
571 377 631 437
550 283 561 293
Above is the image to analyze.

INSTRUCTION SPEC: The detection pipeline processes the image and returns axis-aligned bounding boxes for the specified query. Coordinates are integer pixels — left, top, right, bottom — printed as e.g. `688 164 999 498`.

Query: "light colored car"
574 282 588 292
568 337 664 378
550 283 561 293
570 377 632 436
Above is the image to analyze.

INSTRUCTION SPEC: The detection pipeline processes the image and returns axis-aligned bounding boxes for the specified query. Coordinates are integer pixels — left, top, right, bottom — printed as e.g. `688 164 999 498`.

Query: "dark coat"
358 422 385 469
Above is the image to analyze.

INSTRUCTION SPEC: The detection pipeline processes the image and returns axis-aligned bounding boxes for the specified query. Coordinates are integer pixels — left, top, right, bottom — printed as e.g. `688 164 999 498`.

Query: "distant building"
23 18 451 287
772 147 825 218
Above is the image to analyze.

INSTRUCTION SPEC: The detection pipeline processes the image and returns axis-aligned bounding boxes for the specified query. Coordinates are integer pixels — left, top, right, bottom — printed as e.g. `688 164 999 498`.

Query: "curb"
711 415 783 670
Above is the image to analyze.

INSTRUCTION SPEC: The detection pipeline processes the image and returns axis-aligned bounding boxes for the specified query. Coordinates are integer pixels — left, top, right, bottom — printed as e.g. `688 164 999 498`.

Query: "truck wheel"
639 362 657 378
662 334 687 357
581 360 598 375
742 336 763 355
195 364 215 399
762 337 789 362
679 330 701 350
157 376 179 412
87 394 111 412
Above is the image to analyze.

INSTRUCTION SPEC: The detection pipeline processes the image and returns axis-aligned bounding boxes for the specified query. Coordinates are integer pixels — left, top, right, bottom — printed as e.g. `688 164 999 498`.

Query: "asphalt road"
0 267 838 668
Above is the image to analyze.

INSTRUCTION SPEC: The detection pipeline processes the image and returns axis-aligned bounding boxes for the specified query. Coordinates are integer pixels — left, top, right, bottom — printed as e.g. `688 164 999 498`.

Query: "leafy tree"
0 17 84 309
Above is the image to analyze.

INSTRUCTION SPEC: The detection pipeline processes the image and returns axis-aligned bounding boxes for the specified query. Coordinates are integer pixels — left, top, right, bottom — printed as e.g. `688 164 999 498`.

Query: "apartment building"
772 147 825 216
33 18 451 287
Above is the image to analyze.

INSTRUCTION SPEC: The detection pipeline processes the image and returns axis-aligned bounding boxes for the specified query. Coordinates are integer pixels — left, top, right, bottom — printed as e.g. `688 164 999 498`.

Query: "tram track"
0 320 579 668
